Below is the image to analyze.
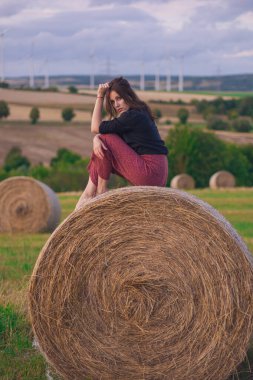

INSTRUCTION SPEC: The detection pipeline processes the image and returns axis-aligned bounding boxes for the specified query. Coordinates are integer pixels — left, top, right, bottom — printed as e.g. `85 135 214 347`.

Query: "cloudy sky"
0 0 253 78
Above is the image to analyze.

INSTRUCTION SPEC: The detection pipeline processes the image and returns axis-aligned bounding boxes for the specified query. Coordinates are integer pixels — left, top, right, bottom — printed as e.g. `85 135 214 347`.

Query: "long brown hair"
105 77 154 120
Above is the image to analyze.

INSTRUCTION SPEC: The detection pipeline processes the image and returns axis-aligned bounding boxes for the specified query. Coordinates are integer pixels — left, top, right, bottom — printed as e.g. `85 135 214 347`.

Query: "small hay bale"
0 176 61 232
170 173 195 189
29 187 253 380
209 170 236 189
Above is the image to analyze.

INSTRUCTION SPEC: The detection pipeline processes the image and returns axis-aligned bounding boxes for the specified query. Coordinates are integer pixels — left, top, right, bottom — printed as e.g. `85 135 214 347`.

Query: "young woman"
75 77 168 210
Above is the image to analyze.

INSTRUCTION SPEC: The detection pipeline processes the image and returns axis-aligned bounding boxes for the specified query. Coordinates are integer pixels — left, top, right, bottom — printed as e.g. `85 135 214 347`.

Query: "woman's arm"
91 83 109 133
92 134 107 159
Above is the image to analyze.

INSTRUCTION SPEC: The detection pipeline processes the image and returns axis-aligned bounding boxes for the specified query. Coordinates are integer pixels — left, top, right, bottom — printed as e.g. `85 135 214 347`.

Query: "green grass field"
183 90 253 99
157 90 253 98
0 188 253 379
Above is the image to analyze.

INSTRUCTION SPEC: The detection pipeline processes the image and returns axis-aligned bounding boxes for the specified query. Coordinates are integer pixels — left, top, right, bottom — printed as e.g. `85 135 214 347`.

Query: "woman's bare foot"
96 175 109 195
75 193 94 210
75 178 97 210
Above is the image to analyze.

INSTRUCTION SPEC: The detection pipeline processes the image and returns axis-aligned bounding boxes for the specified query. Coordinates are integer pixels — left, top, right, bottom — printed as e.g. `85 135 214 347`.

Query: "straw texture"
170 174 195 189
29 186 253 380
0 176 61 232
209 171 236 189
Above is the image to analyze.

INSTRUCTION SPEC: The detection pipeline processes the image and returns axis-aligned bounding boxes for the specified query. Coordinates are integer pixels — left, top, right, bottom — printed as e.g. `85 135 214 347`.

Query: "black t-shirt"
99 108 168 155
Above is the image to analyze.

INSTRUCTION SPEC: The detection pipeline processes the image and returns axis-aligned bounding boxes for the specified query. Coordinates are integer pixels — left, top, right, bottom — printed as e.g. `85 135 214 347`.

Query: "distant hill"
4 73 253 92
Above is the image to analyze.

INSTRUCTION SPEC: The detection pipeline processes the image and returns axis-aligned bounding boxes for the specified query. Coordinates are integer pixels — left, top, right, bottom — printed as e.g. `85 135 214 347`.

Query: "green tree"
0 168 8 180
194 98 238 116
165 125 227 187
232 119 252 133
238 97 253 118
165 125 251 187
154 108 162 120
194 99 209 114
50 148 82 168
62 107 75 122
202 105 216 121
223 143 250 186
165 124 191 175
240 145 253 186
0 82 9 88
211 97 226 114
207 116 230 131
68 85 78 94
3 146 30 172
47 155 90 192
29 164 50 180
29 107 40 124
227 109 238 120
0 100 10 119
177 108 189 124
44 166 89 192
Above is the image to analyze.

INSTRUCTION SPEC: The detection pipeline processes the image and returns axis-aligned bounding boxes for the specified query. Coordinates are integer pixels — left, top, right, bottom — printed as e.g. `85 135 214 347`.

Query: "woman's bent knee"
99 134 122 145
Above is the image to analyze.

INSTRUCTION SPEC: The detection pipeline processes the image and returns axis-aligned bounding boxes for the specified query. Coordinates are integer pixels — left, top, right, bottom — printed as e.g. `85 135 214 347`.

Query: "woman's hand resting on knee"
93 135 107 160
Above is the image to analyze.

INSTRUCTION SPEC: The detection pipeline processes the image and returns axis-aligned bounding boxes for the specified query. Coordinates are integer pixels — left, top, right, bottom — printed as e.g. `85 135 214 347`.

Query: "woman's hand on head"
97 82 109 98
93 135 107 160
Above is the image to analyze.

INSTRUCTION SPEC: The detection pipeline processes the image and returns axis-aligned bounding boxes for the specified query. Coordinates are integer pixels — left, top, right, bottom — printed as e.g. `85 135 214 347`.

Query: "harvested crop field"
0 121 93 165
0 88 252 166
0 88 231 107
4 104 92 122
0 88 96 107
1 120 253 166
213 130 253 145
135 89 232 102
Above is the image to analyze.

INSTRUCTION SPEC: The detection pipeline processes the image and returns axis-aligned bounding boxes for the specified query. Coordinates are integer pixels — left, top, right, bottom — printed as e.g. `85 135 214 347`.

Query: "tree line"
1 125 252 190
0 101 76 123
193 97 253 132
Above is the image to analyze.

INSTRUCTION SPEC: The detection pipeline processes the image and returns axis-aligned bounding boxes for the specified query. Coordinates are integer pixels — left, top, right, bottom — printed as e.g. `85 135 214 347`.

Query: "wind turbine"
89 49 95 89
0 29 9 82
29 40 35 88
44 59 49 88
140 58 145 91
178 56 184 92
106 55 111 78
166 58 172 92
155 63 160 91
37 57 50 89
216 64 221 92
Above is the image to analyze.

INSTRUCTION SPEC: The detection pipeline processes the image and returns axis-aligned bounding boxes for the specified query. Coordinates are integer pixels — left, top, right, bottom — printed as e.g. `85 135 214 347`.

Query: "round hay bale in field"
29 187 253 380
209 171 236 189
170 173 195 189
0 176 61 233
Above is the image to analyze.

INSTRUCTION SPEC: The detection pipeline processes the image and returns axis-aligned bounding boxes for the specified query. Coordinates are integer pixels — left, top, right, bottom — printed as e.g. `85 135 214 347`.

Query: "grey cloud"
9 6 157 38
8 17 164 61
169 13 253 57
5 6 163 64
226 0 253 15
190 0 253 24
0 0 29 17
3 0 253 76
88 0 169 5
166 19 253 76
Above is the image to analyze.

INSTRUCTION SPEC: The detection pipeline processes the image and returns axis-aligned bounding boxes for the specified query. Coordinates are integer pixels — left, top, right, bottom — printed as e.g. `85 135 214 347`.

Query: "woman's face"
109 90 129 116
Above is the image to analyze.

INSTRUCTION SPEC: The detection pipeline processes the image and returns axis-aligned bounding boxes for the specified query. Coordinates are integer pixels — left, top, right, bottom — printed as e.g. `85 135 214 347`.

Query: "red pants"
87 134 168 187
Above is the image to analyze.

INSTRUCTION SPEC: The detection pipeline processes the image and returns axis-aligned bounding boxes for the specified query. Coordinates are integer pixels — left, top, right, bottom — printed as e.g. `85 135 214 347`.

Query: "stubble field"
0 88 253 166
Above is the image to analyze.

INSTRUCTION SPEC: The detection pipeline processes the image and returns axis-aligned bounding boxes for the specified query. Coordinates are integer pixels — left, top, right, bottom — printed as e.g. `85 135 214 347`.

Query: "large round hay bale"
0 176 61 232
209 171 236 189
170 173 195 189
29 187 253 380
